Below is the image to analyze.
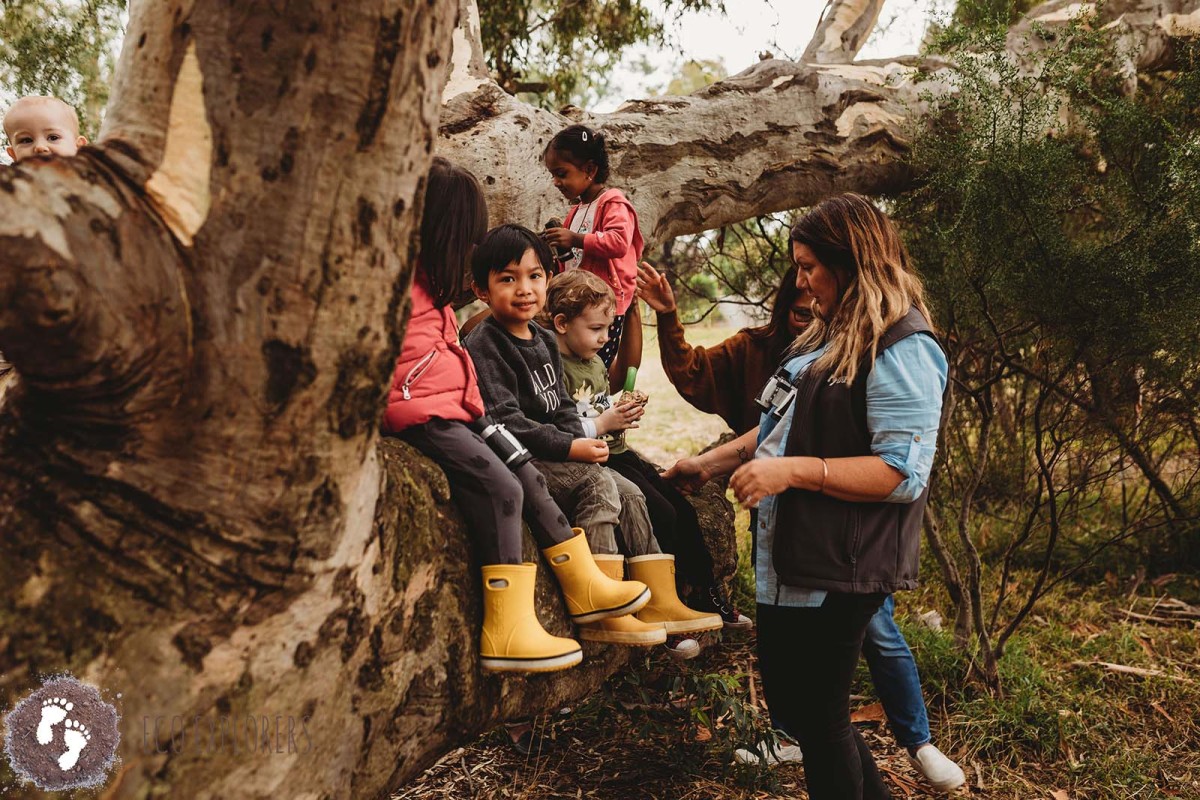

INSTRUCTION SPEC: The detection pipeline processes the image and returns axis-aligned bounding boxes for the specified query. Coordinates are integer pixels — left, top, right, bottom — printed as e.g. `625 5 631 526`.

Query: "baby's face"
4 101 86 162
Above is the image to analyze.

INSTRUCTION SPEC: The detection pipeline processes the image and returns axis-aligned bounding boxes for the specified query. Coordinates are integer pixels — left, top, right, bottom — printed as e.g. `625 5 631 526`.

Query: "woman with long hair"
665 194 949 799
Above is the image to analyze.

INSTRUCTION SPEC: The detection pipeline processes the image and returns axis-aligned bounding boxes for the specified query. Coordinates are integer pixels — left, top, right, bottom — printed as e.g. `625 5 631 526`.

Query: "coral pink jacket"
382 274 485 433
565 188 644 316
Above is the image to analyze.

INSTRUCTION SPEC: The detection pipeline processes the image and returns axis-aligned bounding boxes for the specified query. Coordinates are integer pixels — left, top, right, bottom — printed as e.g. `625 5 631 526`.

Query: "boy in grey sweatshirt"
463 225 657 557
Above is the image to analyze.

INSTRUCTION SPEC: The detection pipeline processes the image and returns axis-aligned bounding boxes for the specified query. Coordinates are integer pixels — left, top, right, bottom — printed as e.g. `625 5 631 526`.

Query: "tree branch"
0 155 191 435
441 0 1198 243
803 0 888 64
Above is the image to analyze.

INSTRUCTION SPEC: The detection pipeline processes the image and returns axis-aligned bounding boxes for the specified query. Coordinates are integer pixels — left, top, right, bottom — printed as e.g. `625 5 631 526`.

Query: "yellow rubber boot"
480 563 583 673
578 556 668 646
628 554 723 635
542 529 650 623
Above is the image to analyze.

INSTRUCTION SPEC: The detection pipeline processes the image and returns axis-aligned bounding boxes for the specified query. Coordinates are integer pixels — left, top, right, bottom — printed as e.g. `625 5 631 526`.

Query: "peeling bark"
440 57 943 242
802 0 888 64
0 0 462 796
0 0 1196 797
438 0 1198 243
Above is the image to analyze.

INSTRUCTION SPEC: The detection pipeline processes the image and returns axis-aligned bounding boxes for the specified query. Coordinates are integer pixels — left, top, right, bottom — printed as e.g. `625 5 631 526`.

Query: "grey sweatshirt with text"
464 316 584 460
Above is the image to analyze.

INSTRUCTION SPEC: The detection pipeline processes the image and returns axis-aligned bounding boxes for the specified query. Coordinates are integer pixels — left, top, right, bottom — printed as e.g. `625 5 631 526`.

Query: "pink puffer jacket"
382 275 485 433
565 188 644 316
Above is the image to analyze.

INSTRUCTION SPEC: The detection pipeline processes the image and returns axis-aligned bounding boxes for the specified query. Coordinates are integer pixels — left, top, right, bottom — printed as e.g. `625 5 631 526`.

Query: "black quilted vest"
773 307 945 594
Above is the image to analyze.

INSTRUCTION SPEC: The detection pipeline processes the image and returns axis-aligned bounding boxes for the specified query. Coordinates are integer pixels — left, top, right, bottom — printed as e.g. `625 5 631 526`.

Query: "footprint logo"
57 719 90 771
3 675 120 791
36 697 73 745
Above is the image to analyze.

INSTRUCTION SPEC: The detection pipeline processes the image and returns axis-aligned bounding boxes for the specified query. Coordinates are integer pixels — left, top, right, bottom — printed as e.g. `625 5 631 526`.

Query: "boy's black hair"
545 124 610 184
471 223 555 289
422 157 489 307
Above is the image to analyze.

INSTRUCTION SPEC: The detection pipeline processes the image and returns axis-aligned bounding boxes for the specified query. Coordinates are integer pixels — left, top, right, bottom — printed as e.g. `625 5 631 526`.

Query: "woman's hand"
542 227 582 250
730 458 799 508
662 456 709 494
569 438 610 463
595 400 644 435
636 262 676 313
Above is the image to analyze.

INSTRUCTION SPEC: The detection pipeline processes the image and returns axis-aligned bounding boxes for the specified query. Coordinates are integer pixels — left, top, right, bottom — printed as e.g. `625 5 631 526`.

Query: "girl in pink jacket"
543 125 644 378
384 158 647 674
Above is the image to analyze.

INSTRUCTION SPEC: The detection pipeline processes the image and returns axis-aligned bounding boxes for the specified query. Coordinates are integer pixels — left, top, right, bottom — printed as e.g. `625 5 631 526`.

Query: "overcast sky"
595 0 953 111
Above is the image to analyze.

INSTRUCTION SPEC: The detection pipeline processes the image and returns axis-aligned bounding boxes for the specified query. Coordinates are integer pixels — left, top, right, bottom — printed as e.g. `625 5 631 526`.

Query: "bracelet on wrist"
817 458 828 494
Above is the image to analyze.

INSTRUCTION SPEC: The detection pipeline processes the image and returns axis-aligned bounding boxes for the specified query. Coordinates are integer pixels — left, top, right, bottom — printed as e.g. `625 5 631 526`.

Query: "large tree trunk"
0 0 1196 797
0 1 463 796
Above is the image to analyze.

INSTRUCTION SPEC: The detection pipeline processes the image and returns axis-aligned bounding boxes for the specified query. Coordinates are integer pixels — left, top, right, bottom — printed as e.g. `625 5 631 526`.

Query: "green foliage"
897 13 1200 592
0 0 126 138
910 20 1200 391
480 0 723 108
658 57 726 96
951 0 1039 31
664 213 797 324
883 582 1200 793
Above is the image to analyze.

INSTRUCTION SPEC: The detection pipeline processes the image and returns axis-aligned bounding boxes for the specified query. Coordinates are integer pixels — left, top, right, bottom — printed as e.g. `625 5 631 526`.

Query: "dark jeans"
757 595 892 800
604 449 714 587
399 419 574 564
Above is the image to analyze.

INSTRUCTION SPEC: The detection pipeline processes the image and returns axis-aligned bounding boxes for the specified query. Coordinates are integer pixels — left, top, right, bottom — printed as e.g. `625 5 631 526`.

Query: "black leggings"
604 449 714 587
399 418 574 564
757 595 891 800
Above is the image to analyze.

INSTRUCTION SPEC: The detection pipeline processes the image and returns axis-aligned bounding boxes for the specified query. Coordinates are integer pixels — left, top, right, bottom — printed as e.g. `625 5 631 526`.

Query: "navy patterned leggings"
400 418 576 564
596 314 625 368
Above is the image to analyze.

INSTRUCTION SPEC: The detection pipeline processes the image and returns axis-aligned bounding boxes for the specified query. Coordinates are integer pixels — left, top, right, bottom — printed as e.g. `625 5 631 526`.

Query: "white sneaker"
908 744 965 792
665 635 700 660
733 741 803 766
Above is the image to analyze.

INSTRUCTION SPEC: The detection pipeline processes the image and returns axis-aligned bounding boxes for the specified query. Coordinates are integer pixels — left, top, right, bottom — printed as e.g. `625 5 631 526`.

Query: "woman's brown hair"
789 193 932 385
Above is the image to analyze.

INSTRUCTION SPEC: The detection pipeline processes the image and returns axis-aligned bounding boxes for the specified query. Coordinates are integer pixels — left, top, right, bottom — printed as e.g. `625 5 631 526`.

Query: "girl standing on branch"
542 124 643 392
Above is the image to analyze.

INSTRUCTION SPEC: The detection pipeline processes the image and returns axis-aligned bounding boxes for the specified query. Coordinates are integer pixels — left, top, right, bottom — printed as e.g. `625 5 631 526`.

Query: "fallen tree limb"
1070 660 1195 683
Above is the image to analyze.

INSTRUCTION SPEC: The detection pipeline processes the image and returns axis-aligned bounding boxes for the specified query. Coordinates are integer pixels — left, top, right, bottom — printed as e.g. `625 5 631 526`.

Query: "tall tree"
0 0 459 796
0 1 1196 798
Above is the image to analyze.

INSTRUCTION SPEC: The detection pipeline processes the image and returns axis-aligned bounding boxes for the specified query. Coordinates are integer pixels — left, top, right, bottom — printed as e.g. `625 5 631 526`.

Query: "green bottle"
623 366 638 392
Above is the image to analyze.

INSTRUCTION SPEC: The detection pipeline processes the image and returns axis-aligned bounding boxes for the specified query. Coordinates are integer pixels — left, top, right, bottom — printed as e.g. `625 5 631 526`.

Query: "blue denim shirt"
755 333 948 607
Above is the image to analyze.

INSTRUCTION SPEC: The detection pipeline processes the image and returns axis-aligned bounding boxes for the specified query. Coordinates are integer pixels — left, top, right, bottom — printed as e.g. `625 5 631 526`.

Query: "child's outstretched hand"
542 227 582 251
636 262 676 313
569 437 610 463
595 400 644 436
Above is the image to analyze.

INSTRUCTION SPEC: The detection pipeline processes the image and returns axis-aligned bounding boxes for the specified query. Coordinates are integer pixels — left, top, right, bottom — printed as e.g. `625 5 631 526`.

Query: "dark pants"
757 595 892 800
604 449 714 587
399 419 574 564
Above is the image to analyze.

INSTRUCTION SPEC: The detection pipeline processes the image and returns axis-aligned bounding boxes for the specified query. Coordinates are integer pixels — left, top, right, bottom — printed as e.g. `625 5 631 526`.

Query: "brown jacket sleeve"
656 310 753 432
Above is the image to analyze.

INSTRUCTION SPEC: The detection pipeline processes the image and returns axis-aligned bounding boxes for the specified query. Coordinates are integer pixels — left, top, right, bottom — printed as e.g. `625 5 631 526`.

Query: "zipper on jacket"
400 349 438 400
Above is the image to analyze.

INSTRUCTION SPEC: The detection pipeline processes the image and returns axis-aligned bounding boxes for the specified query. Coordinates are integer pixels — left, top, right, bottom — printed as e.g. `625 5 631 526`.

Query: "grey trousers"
532 459 661 557
400 419 575 564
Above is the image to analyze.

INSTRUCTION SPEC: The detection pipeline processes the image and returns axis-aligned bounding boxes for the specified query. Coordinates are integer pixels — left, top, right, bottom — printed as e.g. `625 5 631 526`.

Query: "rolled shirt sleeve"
865 333 948 503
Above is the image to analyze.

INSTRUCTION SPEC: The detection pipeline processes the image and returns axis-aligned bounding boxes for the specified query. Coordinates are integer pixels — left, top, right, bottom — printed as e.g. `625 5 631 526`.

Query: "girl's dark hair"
746 265 803 360
471 223 554 289
421 157 489 307
545 124 610 184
